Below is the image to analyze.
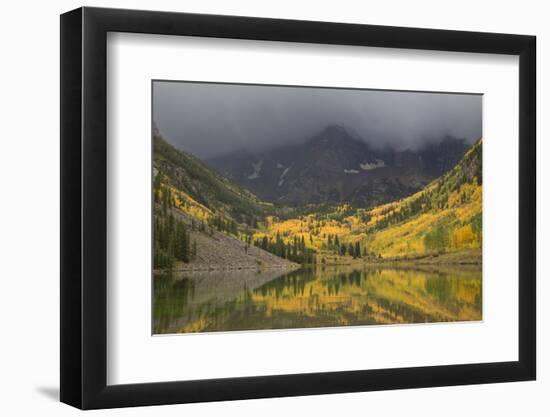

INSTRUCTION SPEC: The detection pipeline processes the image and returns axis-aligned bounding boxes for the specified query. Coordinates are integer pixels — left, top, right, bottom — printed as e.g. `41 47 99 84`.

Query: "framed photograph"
60 7 536 409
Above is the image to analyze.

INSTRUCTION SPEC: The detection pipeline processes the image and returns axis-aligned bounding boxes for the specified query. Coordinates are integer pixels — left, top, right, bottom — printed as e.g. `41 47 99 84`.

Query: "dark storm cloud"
153 81 482 159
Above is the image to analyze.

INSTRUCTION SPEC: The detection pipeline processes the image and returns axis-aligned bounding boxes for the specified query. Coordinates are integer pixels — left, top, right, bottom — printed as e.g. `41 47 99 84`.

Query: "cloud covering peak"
153 81 482 159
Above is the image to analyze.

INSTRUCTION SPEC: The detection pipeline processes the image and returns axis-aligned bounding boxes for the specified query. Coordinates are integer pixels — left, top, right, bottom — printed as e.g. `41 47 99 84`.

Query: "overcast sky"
153 81 482 159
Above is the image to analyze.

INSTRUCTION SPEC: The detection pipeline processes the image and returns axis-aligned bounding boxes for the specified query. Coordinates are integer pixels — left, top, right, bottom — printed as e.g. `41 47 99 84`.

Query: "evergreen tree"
153 172 162 204
348 243 355 258
340 244 346 256
229 219 238 236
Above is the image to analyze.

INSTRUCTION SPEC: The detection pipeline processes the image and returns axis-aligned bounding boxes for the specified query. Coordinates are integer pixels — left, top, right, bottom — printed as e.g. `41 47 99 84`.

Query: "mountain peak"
308 124 357 146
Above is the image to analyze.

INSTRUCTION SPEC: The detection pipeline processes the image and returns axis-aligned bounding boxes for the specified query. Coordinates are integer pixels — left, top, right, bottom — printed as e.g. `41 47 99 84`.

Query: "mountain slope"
153 132 300 271
363 138 482 258
154 132 273 226
171 210 300 272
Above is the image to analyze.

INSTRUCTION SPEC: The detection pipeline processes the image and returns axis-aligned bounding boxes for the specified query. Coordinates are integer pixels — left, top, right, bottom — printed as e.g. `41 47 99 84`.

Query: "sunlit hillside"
363 138 482 258
154 134 273 226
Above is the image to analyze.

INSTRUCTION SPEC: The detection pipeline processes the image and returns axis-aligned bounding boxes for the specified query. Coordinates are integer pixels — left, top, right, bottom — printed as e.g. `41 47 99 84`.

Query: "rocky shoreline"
168 262 301 274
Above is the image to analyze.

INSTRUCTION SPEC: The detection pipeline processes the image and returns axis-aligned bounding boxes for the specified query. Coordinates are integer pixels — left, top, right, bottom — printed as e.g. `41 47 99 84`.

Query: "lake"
153 264 482 334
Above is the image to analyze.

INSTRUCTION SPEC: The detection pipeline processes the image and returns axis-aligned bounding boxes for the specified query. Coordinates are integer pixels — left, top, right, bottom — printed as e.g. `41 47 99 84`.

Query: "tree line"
208 214 238 236
326 234 366 258
154 211 197 269
153 172 197 269
253 232 315 264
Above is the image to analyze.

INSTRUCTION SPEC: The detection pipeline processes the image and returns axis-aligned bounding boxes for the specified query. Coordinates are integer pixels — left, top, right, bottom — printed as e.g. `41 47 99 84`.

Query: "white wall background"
0 0 545 415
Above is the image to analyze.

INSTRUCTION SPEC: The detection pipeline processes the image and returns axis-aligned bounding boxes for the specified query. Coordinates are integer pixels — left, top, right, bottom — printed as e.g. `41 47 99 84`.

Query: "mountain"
207 125 469 208
256 138 482 262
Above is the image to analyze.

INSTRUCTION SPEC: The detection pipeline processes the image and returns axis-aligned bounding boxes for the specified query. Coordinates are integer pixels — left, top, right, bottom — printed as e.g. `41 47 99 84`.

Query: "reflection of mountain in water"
156 268 289 316
153 265 482 334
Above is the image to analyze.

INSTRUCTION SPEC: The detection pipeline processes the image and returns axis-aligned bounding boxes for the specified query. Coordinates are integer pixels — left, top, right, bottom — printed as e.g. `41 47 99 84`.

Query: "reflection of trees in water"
154 269 291 333
255 271 313 299
425 275 453 304
153 274 196 333
153 265 482 334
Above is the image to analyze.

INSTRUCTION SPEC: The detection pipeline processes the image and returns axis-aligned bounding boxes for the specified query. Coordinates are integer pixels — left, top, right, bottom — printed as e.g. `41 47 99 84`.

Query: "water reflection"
153 265 482 334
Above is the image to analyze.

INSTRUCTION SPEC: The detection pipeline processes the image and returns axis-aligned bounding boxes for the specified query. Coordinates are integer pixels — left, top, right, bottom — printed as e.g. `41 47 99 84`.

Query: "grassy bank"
314 249 481 267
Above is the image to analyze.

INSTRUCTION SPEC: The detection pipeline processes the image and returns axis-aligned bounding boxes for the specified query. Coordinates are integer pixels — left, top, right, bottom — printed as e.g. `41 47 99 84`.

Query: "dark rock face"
207 125 469 208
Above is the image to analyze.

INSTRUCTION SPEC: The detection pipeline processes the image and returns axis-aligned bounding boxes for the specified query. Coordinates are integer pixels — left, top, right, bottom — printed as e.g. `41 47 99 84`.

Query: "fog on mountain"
153 80 482 159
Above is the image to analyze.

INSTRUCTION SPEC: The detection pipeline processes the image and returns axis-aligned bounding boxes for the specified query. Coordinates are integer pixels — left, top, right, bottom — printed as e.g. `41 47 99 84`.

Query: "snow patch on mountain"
344 169 359 174
248 160 263 180
360 159 386 170
278 167 290 186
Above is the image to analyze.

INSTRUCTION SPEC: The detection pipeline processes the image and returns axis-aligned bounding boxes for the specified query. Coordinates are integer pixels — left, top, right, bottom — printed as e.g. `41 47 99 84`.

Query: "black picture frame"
60 6 536 410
